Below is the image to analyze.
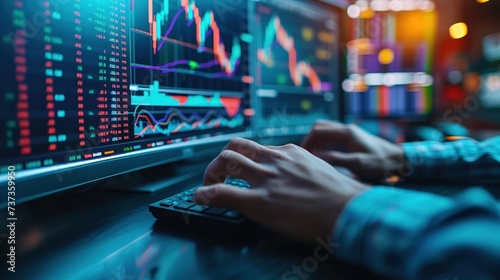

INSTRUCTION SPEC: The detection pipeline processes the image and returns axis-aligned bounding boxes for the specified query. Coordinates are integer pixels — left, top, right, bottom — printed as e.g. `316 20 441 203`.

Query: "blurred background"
337 0 500 141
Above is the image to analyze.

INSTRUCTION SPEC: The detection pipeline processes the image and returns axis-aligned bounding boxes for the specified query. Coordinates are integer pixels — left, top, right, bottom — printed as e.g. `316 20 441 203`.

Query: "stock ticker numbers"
0 0 250 170
83 0 131 146
0 0 130 166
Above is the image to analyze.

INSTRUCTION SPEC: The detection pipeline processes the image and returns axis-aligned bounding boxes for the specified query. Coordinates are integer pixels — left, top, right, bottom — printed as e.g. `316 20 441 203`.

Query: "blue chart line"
132 59 241 77
134 107 244 137
136 107 227 124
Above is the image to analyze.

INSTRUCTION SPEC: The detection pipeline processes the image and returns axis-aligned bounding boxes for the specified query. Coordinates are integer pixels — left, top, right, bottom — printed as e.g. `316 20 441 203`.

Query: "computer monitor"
250 0 340 143
0 0 252 206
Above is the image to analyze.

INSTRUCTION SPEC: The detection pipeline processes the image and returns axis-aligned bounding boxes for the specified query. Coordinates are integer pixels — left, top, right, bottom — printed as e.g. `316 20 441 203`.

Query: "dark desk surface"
4 174 500 280
4 175 384 280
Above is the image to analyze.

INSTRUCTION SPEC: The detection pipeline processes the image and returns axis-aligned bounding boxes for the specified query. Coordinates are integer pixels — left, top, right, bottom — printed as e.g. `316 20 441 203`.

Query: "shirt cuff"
401 141 459 181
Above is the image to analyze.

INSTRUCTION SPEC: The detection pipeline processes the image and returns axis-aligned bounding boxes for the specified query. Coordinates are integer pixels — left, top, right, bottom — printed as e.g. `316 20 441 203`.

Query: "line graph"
134 107 244 138
255 2 336 93
130 0 250 139
132 0 249 85
258 16 322 92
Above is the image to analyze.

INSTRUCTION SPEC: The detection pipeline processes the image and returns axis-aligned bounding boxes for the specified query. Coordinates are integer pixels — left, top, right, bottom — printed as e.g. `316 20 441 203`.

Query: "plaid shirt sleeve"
401 136 500 184
333 187 500 280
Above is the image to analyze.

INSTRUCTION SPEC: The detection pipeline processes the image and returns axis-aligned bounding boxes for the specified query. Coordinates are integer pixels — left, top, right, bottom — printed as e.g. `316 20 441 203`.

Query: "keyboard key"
205 207 228 216
222 210 242 219
172 194 185 200
183 190 194 196
225 178 249 187
189 205 209 212
174 201 195 210
160 199 175 207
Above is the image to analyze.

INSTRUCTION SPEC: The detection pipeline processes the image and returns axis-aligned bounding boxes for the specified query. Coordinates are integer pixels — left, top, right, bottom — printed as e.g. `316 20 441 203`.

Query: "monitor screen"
250 0 340 140
0 0 251 205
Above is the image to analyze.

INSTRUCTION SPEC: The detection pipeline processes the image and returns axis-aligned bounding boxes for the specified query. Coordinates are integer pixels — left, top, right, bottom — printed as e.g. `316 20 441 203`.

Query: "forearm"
333 187 500 280
400 136 500 184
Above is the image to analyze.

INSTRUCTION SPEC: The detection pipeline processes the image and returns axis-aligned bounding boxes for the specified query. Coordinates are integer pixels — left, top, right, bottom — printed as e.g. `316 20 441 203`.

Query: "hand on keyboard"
194 138 369 244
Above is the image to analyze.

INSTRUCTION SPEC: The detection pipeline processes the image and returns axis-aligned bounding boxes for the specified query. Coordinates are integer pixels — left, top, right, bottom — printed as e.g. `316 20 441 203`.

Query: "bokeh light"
378 48 394 65
347 4 361 18
449 22 468 39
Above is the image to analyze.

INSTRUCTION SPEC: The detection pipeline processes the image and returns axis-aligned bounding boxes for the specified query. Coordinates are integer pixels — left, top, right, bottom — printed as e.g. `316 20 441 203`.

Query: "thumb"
194 184 261 212
314 151 362 170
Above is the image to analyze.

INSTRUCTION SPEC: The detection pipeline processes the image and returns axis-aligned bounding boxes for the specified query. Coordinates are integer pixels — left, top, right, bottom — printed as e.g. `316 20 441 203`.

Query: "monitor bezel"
0 131 252 208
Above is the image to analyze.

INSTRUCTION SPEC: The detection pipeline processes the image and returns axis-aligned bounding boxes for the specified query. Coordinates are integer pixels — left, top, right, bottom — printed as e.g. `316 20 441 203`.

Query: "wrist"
330 181 369 236
386 146 405 176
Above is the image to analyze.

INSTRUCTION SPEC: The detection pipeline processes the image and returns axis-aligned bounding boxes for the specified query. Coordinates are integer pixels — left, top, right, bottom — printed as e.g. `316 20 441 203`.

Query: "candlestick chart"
130 0 250 138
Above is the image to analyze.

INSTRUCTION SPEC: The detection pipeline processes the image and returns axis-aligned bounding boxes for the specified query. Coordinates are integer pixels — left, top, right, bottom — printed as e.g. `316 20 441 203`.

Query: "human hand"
194 138 369 244
301 120 404 182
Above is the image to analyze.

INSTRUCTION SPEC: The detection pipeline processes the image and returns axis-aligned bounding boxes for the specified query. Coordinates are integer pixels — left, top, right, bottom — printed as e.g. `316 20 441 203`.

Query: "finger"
314 151 362 171
224 137 279 162
194 184 263 212
301 121 350 152
203 149 266 185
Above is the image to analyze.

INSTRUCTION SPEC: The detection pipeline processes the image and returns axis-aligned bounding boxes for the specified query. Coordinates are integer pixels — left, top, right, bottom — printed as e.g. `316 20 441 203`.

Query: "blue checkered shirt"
402 136 500 184
333 137 500 280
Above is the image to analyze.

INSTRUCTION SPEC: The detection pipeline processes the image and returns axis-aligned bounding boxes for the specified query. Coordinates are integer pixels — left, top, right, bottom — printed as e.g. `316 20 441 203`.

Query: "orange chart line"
145 0 240 74
181 0 239 75
131 28 218 55
258 17 322 92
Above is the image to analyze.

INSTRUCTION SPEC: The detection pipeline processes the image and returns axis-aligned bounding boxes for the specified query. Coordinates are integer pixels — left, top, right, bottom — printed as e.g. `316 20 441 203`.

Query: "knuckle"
345 124 357 136
204 168 228 182
346 123 359 131
228 137 245 147
194 188 212 205
283 143 296 149
219 149 235 160
282 143 304 153
206 184 223 200
237 140 258 159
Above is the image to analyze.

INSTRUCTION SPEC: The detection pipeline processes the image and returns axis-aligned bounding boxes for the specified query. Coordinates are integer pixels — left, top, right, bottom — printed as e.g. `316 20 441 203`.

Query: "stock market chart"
130 0 250 139
255 1 336 93
0 0 250 172
251 0 339 137
0 0 131 165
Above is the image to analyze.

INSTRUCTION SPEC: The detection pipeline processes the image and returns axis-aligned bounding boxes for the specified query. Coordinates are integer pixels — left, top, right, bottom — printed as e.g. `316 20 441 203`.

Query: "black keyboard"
149 177 250 227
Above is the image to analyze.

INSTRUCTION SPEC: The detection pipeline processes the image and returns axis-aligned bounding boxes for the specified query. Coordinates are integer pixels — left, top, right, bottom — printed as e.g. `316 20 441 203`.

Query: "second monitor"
250 0 340 142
